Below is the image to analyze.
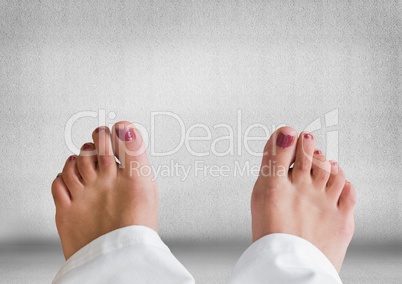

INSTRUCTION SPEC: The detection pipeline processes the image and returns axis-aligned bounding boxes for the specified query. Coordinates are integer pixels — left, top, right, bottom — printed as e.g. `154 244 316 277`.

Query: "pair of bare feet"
51 121 355 272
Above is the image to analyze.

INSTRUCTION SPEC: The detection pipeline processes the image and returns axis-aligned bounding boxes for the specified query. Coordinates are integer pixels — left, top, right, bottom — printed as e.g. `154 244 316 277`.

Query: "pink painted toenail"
331 161 338 166
314 150 322 155
69 155 76 161
117 128 136 142
82 143 92 150
304 133 314 139
95 126 106 133
276 132 294 148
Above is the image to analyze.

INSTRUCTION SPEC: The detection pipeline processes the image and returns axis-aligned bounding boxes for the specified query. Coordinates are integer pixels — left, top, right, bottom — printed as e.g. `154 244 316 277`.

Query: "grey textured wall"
0 0 401 245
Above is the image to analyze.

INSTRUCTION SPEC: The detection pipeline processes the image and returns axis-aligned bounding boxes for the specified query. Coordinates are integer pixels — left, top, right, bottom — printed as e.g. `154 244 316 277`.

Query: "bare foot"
251 127 356 272
51 121 158 260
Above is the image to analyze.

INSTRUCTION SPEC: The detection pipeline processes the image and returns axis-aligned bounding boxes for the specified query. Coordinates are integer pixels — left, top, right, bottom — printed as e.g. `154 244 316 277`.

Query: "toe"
92 126 117 174
51 174 71 208
311 151 331 189
338 181 356 213
291 132 316 182
77 143 97 184
61 155 84 194
111 121 151 178
259 126 297 184
326 161 345 200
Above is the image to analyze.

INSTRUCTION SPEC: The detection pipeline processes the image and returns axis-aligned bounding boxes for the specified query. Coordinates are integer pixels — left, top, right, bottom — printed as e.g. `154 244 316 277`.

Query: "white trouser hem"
228 233 342 284
53 225 195 284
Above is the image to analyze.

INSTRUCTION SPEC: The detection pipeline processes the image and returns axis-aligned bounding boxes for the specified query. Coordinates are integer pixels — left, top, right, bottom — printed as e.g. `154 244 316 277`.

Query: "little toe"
111 121 151 178
77 143 97 183
92 126 117 174
338 181 356 213
326 161 346 201
51 174 71 208
259 127 297 184
311 151 331 189
292 132 316 182
61 155 83 194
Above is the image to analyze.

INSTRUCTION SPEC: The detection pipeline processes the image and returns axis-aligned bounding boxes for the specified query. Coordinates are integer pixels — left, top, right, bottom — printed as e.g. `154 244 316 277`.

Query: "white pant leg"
53 225 195 284
229 233 342 284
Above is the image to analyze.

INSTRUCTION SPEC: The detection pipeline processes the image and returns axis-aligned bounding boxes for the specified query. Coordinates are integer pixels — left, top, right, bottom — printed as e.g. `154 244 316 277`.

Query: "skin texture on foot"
51 121 158 260
251 127 356 272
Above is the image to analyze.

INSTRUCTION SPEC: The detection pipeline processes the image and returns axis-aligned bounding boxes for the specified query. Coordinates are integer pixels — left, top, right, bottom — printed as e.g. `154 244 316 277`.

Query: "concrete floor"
1 243 401 283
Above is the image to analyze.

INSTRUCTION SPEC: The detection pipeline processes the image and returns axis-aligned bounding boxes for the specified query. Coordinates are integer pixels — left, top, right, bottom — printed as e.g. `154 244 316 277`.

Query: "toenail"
117 127 136 142
276 132 294 148
304 133 314 139
314 150 322 155
331 161 338 166
68 155 77 161
82 143 92 150
95 126 106 133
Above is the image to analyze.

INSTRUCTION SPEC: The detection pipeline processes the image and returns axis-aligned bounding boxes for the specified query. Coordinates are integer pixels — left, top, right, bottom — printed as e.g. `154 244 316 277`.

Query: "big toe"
258 127 297 185
112 121 151 178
